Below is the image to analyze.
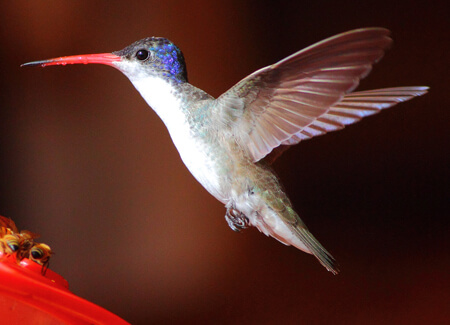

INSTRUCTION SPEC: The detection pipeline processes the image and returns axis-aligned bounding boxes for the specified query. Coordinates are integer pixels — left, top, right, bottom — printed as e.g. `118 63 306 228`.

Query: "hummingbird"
22 28 428 274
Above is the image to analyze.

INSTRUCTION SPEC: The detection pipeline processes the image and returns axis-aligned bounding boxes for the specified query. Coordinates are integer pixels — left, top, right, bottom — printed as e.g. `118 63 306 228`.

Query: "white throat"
125 74 224 201
131 76 185 131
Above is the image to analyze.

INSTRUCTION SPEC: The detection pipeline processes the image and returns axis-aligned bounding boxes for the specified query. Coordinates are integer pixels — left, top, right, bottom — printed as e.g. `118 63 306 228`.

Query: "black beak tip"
20 60 46 68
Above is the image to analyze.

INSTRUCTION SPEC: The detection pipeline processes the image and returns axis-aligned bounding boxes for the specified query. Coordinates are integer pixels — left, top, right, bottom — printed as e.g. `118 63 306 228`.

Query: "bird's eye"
136 49 150 61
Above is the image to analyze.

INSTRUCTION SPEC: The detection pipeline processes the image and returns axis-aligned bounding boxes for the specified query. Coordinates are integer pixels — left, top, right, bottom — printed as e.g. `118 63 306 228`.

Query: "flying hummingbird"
22 28 428 274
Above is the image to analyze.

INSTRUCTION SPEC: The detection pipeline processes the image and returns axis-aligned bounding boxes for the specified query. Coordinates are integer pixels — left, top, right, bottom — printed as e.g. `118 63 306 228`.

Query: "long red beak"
21 53 121 68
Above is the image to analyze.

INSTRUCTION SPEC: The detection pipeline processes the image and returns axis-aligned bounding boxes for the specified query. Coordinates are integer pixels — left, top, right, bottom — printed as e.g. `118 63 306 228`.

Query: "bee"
0 233 21 255
0 215 53 274
29 243 53 274
0 216 23 256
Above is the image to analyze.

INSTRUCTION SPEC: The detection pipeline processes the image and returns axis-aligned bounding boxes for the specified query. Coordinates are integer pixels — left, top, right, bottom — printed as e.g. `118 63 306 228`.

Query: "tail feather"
256 203 340 274
292 226 340 275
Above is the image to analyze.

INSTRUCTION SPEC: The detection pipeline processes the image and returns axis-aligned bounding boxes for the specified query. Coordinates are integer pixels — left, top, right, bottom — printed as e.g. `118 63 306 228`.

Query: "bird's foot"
225 208 249 232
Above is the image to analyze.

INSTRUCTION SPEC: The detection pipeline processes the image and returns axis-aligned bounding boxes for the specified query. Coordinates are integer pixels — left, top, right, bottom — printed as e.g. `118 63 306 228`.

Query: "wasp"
0 215 53 274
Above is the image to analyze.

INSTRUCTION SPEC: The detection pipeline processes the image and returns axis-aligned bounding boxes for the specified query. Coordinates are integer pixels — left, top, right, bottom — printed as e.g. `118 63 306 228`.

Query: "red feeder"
0 253 130 325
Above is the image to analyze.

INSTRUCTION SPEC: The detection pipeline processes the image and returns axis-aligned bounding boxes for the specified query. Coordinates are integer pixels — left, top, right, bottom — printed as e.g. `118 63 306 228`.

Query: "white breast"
130 76 224 201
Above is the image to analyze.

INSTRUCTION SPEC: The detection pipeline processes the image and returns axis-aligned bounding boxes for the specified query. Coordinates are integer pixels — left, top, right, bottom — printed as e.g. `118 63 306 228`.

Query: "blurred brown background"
0 1 448 324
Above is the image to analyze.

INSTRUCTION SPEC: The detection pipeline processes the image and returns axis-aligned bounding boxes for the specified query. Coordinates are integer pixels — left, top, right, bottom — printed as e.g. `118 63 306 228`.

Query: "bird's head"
21 37 188 84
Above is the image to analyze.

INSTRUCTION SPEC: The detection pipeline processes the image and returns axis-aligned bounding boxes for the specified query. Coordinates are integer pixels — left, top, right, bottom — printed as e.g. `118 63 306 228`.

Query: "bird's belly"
171 133 228 203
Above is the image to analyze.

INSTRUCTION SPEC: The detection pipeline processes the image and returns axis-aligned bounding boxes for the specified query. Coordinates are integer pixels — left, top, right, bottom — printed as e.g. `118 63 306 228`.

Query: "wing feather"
214 28 397 161
279 86 428 148
213 28 428 162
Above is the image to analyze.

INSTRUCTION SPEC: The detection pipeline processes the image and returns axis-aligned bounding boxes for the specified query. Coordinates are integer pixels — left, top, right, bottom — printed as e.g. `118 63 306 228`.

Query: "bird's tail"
290 224 339 275
255 203 340 274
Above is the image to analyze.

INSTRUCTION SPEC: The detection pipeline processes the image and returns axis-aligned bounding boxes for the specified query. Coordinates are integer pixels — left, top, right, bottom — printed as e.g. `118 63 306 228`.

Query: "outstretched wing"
213 28 421 162
262 86 428 164
280 86 428 145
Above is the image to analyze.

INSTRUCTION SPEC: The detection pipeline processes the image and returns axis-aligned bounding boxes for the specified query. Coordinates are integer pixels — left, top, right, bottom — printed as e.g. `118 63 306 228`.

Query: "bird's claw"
225 208 249 232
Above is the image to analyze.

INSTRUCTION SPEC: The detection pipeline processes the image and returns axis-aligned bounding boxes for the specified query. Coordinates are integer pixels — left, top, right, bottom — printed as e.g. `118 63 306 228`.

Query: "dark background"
0 1 448 324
